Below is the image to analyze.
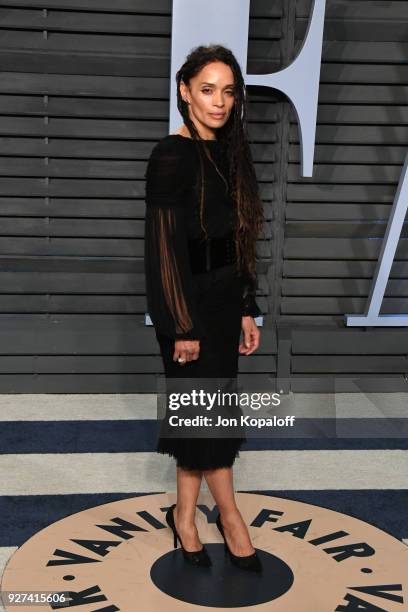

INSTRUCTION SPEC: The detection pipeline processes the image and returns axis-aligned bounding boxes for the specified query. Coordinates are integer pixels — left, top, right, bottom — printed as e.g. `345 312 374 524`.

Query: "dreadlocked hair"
175 44 265 282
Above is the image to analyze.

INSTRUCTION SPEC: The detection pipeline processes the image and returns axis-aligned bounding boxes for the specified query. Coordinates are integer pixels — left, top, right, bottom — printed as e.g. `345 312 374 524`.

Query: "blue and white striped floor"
1 392 407 590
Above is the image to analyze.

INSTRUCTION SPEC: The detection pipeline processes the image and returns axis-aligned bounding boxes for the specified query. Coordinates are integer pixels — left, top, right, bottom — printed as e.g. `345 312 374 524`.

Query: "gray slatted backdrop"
0 0 406 393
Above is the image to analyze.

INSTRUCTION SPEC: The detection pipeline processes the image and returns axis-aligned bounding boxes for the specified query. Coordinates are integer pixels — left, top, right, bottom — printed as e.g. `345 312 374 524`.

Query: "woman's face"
180 61 235 138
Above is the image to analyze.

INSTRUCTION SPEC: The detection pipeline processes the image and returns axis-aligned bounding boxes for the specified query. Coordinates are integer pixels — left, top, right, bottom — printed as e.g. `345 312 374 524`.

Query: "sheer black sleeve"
144 138 204 340
241 271 262 317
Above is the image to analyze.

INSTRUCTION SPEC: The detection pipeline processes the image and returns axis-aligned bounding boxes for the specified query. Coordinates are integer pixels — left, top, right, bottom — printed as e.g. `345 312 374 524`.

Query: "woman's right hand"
173 339 200 365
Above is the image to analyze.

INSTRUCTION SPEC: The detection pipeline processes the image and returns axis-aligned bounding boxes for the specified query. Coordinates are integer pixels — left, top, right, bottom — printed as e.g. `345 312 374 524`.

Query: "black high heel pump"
216 513 262 573
165 503 212 567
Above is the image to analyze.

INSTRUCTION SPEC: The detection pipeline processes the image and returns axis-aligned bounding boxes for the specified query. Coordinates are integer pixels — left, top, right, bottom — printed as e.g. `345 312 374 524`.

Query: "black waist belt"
188 231 236 273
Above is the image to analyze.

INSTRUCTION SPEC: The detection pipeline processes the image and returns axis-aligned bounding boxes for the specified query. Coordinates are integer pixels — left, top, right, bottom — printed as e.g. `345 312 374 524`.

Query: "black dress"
144 134 261 470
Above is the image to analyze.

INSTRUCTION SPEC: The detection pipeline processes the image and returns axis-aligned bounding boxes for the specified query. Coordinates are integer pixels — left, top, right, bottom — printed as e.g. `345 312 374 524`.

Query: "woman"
144 45 265 571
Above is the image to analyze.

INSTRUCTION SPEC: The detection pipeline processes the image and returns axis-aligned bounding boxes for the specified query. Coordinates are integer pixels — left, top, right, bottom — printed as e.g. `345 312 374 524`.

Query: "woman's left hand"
239 316 260 355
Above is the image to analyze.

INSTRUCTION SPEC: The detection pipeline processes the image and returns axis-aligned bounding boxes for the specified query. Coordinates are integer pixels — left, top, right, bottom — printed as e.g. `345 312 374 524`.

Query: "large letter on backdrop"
345 152 408 326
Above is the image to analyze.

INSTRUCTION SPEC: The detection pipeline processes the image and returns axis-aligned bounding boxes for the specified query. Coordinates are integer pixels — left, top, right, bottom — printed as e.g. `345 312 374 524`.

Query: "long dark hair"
176 44 265 282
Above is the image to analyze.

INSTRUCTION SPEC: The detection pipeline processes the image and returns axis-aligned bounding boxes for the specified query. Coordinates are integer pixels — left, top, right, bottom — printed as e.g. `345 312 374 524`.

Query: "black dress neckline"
169 134 219 143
